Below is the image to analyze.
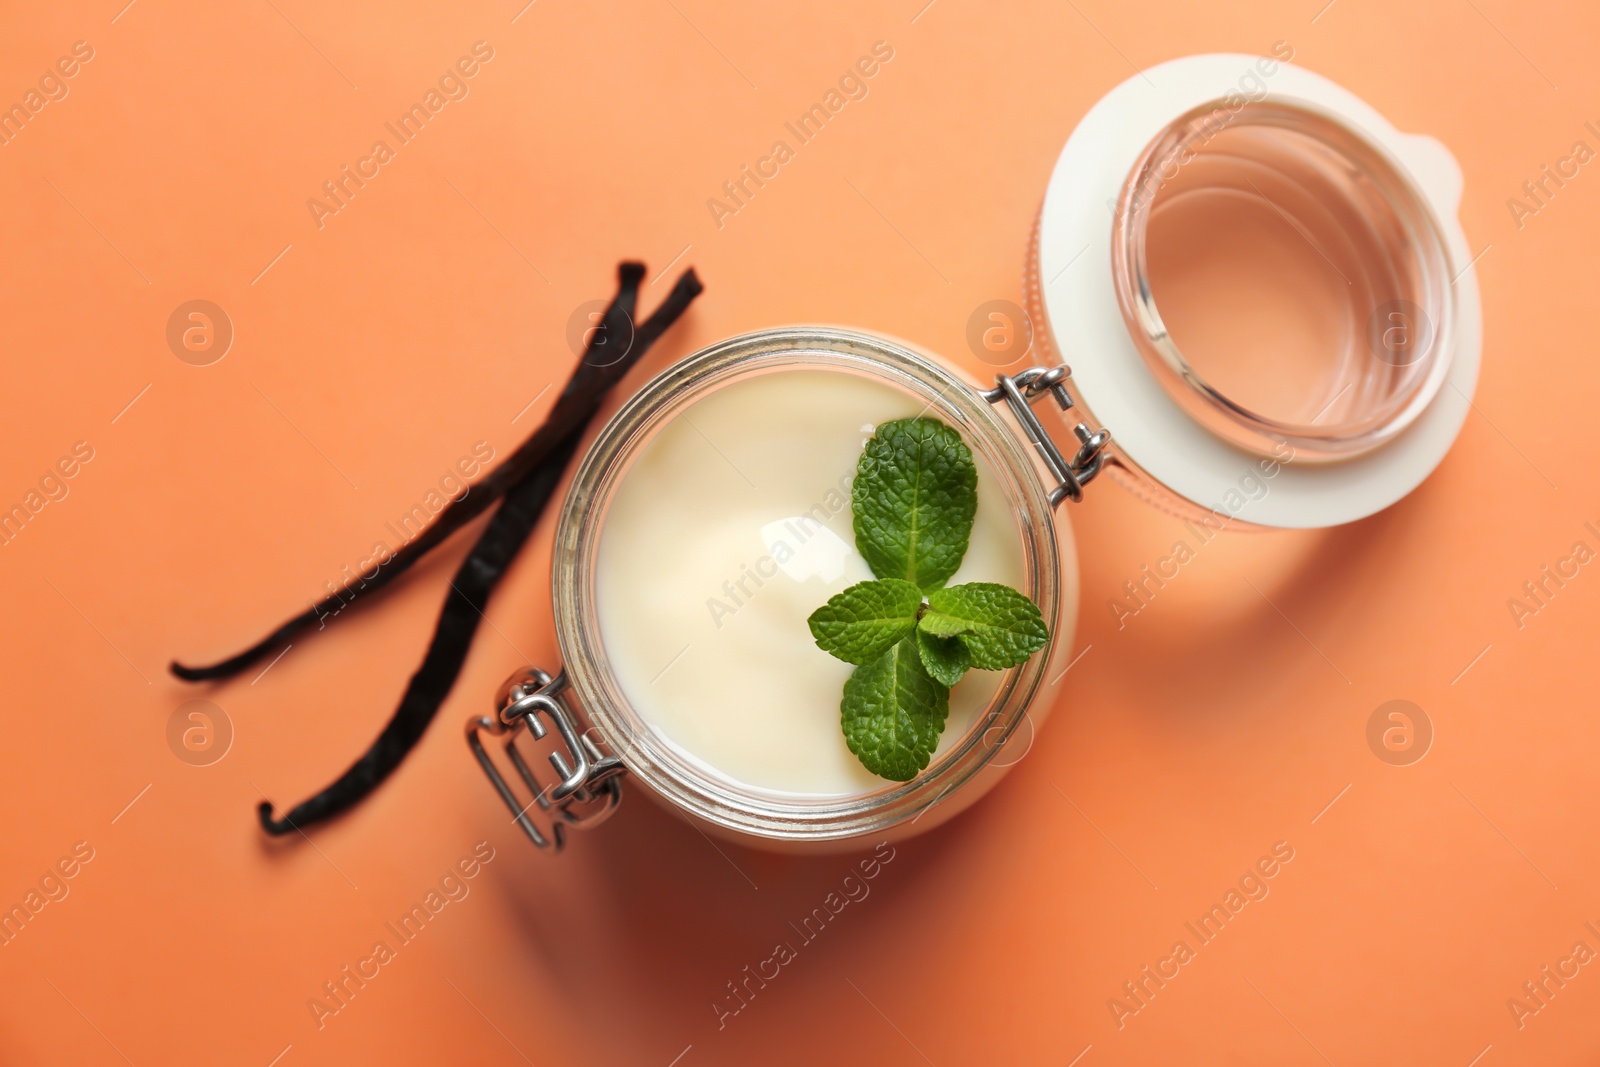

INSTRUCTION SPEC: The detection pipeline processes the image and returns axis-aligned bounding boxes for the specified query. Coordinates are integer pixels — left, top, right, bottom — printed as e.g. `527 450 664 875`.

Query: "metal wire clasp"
465 667 625 851
980 365 1111 506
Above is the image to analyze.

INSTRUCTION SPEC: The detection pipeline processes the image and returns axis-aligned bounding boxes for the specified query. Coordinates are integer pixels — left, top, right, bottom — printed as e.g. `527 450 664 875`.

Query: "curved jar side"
550 327 1081 852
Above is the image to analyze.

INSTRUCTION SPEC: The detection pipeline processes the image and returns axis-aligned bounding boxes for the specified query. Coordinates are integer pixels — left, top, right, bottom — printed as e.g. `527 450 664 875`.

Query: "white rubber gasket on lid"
1038 53 1482 529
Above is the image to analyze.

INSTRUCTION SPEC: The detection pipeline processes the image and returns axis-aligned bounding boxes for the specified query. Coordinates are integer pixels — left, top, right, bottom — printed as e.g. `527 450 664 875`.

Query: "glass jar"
467 328 1099 852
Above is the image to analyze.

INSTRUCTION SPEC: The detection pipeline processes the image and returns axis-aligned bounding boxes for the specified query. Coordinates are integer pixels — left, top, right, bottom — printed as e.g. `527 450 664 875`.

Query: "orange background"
1 0 1597 1064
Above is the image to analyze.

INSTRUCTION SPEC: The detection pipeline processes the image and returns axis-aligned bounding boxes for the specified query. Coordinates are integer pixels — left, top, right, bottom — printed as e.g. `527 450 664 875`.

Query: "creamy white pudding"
595 369 1030 797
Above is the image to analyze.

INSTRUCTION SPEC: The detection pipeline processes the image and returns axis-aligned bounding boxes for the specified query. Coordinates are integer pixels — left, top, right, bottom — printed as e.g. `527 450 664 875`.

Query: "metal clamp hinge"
980 365 1110 507
465 667 625 851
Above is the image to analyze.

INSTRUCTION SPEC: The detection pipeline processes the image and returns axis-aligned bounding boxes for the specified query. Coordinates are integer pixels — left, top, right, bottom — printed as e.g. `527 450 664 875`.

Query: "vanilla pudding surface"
595 369 1029 797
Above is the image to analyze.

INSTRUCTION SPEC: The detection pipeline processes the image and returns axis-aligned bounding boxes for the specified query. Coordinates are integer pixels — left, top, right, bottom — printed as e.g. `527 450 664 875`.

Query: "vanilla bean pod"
258 427 585 834
169 261 702 833
172 261 697 682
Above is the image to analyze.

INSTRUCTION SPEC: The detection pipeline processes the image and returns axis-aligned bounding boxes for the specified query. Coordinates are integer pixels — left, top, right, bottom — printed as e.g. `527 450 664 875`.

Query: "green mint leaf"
807 579 924 665
840 636 949 781
917 610 974 639
915 628 971 687
852 417 977 591
922 582 1049 670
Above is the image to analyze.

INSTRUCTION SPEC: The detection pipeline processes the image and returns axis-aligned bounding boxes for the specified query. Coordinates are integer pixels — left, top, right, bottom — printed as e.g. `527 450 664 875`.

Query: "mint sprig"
808 416 1051 781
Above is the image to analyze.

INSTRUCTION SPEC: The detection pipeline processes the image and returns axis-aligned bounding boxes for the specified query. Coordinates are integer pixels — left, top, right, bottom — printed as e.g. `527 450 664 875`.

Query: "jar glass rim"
1111 98 1457 461
551 327 1063 843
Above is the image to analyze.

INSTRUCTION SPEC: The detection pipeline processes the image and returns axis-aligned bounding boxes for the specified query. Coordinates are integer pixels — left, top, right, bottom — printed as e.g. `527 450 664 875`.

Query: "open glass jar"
468 328 1100 852
467 53 1482 854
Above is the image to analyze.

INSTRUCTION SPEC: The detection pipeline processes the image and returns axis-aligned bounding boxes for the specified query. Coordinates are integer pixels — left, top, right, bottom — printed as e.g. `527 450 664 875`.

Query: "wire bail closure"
980 365 1111 506
466 667 625 850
